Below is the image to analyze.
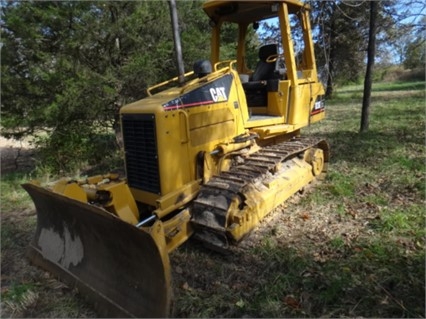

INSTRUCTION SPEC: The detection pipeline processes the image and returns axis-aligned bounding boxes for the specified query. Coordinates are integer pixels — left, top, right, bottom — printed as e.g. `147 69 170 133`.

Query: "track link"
191 136 329 250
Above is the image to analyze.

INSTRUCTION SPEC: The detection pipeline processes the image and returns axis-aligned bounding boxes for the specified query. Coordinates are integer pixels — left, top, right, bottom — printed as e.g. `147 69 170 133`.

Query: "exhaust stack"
168 0 185 85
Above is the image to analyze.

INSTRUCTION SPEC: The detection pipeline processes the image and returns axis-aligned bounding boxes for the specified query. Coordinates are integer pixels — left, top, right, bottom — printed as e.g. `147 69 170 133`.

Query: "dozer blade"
22 183 171 318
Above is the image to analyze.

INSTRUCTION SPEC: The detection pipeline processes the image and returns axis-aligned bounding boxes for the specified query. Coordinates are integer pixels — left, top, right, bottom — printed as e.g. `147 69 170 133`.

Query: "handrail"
146 71 195 96
179 61 236 95
147 60 237 97
213 60 237 72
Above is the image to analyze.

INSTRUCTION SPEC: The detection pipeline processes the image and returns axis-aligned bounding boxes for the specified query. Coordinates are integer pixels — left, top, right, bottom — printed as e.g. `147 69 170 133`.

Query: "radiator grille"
122 114 160 194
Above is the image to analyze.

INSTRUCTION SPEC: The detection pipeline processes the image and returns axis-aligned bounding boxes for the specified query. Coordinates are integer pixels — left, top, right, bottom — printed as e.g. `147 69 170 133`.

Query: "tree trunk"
360 1 378 133
325 11 336 99
325 47 335 98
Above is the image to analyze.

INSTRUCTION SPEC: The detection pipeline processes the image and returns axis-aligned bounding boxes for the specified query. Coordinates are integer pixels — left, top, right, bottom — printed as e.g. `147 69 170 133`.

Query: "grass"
171 80 425 317
1 79 425 318
300 80 425 317
1 172 35 213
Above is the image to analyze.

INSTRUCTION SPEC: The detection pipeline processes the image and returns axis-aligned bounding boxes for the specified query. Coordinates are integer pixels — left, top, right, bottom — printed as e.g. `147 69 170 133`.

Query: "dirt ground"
0 139 342 318
0 137 35 174
1 136 424 318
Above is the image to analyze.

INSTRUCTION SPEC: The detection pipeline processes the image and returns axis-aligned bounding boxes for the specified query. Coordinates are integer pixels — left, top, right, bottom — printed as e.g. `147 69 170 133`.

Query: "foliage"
312 1 367 87
308 1 424 96
246 1 420 95
386 2 426 65
1 1 213 172
309 1 404 95
377 66 426 82
403 33 426 69
1 0 423 171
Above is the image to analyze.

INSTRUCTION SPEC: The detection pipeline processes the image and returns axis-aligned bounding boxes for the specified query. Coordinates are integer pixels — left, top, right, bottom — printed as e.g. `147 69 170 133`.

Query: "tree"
386 2 426 66
360 1 378 133
309 1 372 97
309 1 415 96
1 1 212 172
358 0 423 132
402 16 426 69
404 37 426 69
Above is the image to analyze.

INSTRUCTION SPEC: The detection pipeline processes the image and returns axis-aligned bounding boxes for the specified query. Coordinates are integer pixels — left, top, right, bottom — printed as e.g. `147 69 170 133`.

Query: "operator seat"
243 44 279 107
251 44 278 82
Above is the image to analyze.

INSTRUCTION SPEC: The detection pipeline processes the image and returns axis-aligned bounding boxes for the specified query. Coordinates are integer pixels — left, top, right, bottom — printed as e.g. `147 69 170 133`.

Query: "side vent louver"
122 114 161 194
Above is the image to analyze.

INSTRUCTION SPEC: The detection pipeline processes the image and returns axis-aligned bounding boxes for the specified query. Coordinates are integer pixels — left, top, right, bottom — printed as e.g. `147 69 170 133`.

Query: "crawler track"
191 136 329 249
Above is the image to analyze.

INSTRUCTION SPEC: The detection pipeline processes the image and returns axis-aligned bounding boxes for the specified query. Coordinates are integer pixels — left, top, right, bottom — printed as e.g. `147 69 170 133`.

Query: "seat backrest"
251 44 278 82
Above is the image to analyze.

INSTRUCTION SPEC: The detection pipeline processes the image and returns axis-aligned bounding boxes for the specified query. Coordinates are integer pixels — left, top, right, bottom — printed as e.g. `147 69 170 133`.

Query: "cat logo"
210 87 227 102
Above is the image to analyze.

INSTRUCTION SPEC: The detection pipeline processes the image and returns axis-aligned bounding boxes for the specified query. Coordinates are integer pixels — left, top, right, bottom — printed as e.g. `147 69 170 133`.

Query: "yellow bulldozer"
23 0 329 317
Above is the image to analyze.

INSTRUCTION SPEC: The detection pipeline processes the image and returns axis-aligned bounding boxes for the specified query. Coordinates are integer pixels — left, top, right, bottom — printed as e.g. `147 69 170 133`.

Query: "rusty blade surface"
22 183 171 318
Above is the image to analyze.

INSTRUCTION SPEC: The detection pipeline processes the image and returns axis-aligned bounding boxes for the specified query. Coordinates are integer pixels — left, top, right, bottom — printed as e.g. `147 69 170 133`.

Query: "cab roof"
202 0 309 24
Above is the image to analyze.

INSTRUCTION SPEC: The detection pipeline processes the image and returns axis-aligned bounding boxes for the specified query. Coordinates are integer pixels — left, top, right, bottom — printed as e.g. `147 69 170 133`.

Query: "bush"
397 68 425 82
33 128 119 174
381 66 425 82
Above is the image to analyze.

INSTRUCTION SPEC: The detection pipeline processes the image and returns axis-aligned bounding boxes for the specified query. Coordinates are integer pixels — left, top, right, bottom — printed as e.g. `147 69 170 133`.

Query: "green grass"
334 81 425 96
296 80 425 317
1 80 425 318
1 283 37 304
172 80 425 318
327 171 356 197
1 283 39 316
1 172 34 213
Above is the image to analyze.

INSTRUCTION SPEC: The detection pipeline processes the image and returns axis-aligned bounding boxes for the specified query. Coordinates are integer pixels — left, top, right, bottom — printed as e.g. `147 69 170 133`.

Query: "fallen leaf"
345 207 358 219
300 212 310 221
283 295 301 309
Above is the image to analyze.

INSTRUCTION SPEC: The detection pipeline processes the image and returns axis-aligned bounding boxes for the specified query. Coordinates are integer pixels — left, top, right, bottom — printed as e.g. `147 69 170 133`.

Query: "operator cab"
203 0 322 129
